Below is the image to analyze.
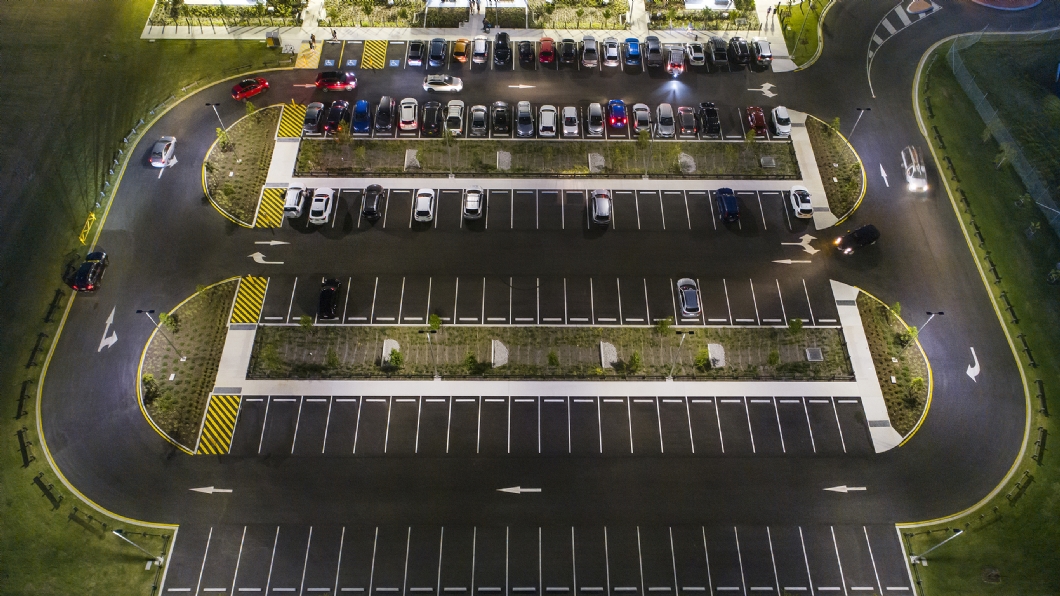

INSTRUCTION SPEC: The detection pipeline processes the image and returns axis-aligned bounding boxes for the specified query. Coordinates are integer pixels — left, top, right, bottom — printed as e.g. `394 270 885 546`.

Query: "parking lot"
162 523 913 595
222 395 870 458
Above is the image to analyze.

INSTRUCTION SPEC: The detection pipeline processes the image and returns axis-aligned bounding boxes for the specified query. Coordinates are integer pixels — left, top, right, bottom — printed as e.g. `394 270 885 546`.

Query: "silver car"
446 100 465 135
469 104 488 137
902 146 928 191
590 189 612 227
587 102 604 137
603 37 621 66
562 106 579 137
655 103 675 138
516 101 535 137
463 185 485 220
423 74 463 93
632 103 651 135
677 278 700 317
413 188 436 223
149 136 176 168
581 36 598 68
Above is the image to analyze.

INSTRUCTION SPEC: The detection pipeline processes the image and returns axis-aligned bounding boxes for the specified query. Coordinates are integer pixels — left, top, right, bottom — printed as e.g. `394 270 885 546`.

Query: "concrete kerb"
804 113 867 226
791 0 836 71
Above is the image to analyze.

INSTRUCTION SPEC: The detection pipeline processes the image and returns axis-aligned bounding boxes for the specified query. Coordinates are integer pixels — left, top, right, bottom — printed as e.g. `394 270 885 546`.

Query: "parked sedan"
352 99 371 133
308 188 335 225
677 106 697 135
608 99 627 129
835 224 880 255
677 278 701 317
581 36 599 68
562 106 579 137
318 278 342 320
492 101 510 135
655 103 675 138
771 105 791 137
446 100 465 135
231 77 268 100
590 189 612 227
602 37 620 66
539 37 556 64
315 70 357 91
469 104 488 137
149 136 176 167
399 98 420 131
413 188 436 223
518 40 535 62
421 101 444 137
375 96 396 132
408 40 426 66
428 37 447 67
746 106 768 136
463 185 485 220
685 42 706 66
516 100 535 137
69 251 109 292
323 100 350 133
586 102 604 136
472 35 489 63
423 74 463 93
632 103 651 135
789 185 813 218
452 38 471 62
304 102 325 134
362 184 385 222
494 32 512 65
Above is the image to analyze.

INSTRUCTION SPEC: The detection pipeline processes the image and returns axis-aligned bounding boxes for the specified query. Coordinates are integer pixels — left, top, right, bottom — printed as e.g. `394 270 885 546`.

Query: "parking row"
224 396 869 458
163 523 913 595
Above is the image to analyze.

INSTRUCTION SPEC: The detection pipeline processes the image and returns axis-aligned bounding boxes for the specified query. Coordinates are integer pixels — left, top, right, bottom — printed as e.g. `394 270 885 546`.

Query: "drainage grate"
805 347 824 361
760 156 777 168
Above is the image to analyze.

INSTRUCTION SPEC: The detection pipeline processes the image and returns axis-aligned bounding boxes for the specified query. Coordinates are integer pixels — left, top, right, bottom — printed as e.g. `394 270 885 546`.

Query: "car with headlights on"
835 224 880 254
149 136 176 167
315 70 357 91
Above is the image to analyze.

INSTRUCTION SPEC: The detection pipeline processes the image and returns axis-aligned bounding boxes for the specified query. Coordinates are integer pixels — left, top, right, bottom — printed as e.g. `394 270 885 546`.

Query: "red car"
746 106 768 136
315 71 357 92
539 37 555 64
231 77 269 100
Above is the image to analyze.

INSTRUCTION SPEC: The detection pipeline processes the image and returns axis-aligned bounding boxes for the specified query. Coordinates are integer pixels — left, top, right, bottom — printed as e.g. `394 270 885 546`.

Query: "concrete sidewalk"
789 109 837 229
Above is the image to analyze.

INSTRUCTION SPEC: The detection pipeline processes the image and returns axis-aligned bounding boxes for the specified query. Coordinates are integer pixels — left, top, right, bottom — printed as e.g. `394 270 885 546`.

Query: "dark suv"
375 96 395 132
491 101 510 135
362 184 385 222
70 251 109 292
318 278 341 320
422 101 444 137
494 32 512 65
727 37 750 65
644 35 663 68
697 102 721 136
715 187 740 223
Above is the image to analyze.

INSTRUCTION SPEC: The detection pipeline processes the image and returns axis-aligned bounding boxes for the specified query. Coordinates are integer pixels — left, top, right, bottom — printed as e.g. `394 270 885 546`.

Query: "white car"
902 146 928 191
399 98 419 131
539 105 558 137
445 100 465 135
463 185 484 220
469 104 488 137
590 189 612 227
413 188 436 223
423 74 463 93
685 42 706 66
789 185 813 218
149 136 176 167
284 183 306 218
308 188 335 225
562 106 579 137
677 278 701 316
771 106 791 137
632 103 651 135
602 37 621 66
472 35 489 63
655 103 675 138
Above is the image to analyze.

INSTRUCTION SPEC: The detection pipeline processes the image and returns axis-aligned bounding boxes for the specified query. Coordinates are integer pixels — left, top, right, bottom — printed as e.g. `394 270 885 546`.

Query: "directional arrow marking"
747 83 777 98
880 164 889 187
773 259 812 265
190 486 233 494
254 240 290 246
507 84 536 89
98 307 118 352
249 252 284 265
966 347 980 382
780 234 819 255
824 485 867 493
497 486 541 494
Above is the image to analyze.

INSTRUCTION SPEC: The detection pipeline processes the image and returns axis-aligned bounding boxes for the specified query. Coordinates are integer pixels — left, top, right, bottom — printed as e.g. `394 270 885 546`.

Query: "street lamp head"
136 309 155 314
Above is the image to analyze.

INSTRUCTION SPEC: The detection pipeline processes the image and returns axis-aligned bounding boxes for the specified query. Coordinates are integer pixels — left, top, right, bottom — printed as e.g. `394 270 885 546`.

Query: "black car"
324 100 350 133
835 224 880 255
318 278 342 320
491 101 510 135
408 40 425 66
428 38 446 67
727 37 750 65
375 96 396 132
422 101 444 136
707 37 728 66
697 102 721 136
644 35 663 68
518 40 535 62
70 251 109 292
362 184 385 222
494 32 512 65
559 38 577 64
715 187 740 223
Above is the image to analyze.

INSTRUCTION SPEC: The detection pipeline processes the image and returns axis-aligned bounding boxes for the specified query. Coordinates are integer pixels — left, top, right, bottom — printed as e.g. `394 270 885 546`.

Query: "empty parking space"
539 277 566 324
617 277 649 325
564 191 586 231
605 526 642 594
430 276 458 324
513 189 538 229
716 398 754 453
473 526 507 591
487 189 512 230
612 190 638 230
573 527 609 592
751 279 786 326
345 275 377 323
341 40 364 68
644 276 677 324
229 396 267 456
592 277 622 324
540 397 571 454
661 191 690 230
508 526 540 592
510 397 539 455
354 397 390 454
685 190 715 231
325 397 360 454
335 526 378 591
259 397 299 454
479 397 508 454
417 397 450 455
600 397 632 454
832 525 884 594
805 279 840 325
724 279 759 325
735 526 777 593
406 526 443 592
658 398 694 454
302 525 344 592
511 276 538 324
836 399 874 454
259 276 296 323
687 398 723 454
775 398 816 454
438 526 475 591
291 396 330 455
778 278 814 324
384 396 420 454
703 527 743 592
565 277 593 324
637 190 665 231
385 40 407 68
371 276 405 324
802 526 846 593
697 278 731 324
483 276 513 324
541 526 574 591
865 525 914 593
400 276 432 324
630 397 662 454
371 526 411 592
454 276 485 324
266 526 312 592
746 398 785 455
438 188 465 231
448 397 479 454
806 398 846 454
570 397 601 454
386 189 413 226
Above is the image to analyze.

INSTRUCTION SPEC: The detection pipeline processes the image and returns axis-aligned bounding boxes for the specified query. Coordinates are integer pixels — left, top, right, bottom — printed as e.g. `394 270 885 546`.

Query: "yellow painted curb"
805 114 868 226
202 104 284 228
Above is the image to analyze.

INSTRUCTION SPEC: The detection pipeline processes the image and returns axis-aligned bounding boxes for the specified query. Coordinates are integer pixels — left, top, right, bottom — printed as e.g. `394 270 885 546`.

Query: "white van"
284 184 306 218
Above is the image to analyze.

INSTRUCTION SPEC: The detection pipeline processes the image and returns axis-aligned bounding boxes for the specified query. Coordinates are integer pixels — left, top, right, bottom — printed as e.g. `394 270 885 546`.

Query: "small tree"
909 376 926 398
890 301 901 316
767 349 780 366
245 100 258 116
830 116 841 133
627 351 642 373
142 374 160 403
694 348 712 371
325 347 340 368
299 314 313 331
899 325 919 347
216 127 232 150
654 316 673 335
428 313 442 330
387 348 404 369
463 351 479 373
158 311 179 332
547 350 560 367
787 318 803 335
195 284 208 294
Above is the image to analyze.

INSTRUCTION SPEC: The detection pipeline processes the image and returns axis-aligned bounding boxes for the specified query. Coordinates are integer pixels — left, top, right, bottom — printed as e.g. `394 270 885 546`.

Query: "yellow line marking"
196 395 242 455
278 102 307 139
362 40 388 69
255 187 286 228
295 42 321 69
230 276 268 324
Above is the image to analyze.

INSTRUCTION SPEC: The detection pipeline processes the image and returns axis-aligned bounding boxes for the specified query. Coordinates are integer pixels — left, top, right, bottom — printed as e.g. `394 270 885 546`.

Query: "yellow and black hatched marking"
362 40 388 69
196 395 241 455
255 188 286 228
277 103 307 138
230 276 268 324
295 42 321 68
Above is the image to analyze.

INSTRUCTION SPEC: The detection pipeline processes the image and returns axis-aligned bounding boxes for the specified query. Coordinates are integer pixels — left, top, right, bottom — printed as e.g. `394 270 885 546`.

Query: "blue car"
623 38 641 66
352 100 371 133
607 99 627 129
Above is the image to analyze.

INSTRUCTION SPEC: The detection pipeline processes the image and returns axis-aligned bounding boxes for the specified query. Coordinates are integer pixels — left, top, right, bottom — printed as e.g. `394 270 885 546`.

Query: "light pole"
668 330 695 379
920 311 944 332
418 329 440 380
112 529 164 565
137 309 186 362
848 107 871 139
909 529 963 565
792 0 815 59
206 102 225 129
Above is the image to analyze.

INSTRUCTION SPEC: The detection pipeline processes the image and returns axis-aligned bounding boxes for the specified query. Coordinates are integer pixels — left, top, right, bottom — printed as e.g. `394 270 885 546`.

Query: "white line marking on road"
879 163 889 187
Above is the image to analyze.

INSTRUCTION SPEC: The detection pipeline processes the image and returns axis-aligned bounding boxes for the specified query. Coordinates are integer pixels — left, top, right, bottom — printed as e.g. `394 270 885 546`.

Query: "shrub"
388 348 404 369
694 348 712 371
788 318 803 335
142 374 160 403
547 350 559 367
325 347 340 368
767 349 780 366
654 316 673 335
429 313 442 330
463 351 479 373
627 351 642 373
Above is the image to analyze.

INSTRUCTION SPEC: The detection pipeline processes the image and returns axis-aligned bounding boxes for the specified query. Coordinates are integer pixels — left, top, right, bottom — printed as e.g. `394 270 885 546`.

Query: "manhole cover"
760 156 777 168
805 347 823 362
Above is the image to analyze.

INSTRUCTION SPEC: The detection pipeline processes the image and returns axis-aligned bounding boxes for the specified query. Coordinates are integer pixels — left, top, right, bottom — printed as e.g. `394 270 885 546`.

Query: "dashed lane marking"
362 40 388 69
277 103 307 139
230 276 268 324
254 187 285 228
196 395 241 455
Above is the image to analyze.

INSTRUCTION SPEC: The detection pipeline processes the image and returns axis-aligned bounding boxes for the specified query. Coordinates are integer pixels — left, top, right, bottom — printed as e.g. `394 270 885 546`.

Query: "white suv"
308 188 334 225
539 105 558 137
413 188 436 222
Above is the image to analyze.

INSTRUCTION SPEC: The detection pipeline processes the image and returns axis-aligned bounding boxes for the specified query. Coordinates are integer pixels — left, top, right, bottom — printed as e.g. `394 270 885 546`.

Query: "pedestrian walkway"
788 109 837 229
195 394 241 454
229 276 268 324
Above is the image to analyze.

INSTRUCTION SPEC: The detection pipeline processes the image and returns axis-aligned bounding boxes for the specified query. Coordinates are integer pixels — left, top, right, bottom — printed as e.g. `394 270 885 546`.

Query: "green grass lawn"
0 0 284 593
778 0 829 66
905 40 1060 593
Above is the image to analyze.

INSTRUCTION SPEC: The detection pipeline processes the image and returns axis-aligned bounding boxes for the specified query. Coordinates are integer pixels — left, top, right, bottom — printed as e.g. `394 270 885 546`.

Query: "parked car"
318 278 341 320
362 184 385 222
352 100 371 133
284 184 307 218
315 70 357 91
539 37 556 64
69 251 109 292
590 189 612 227
423 74 463 93
428 38 447 67
835 224 880 254
452 38 471 62
562 106 580 137
463 185 485 220
715 187 739 223
789 185 813 218
492 101 511 134
516 100 535 137
304 102 325 134
399 98 419 131
587 102 604 136
446 100 465 135
608 99 627 129
752 39 772 67
746 106 768 136
560 38 577 64
677 278 701 317
149 136 176 167
323 100 350 133
469 104 488 137
581 36 598 68
408 40 426 66
632 103 651 135
902 146 928 191
624 37 641 66
666 47 686 76
645 36 663 67
728 37 750 65
708 37 728 66
494 32 512 65
771 106 791 137
603 37 620 66
375 96 396 132
677 106 697 135
697 102 721 136
422 101 444 137
472 35 489 63
231 77 268 100
518 40 535 62
655 103 675 138
685 43 706 66
308 188 335 225
413 188 436 223
539 104 558 137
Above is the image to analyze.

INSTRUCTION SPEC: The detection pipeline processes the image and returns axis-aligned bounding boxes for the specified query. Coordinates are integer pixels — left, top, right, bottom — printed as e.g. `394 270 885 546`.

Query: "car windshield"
660 116 673 125
447 117 461 127
564 116 576 125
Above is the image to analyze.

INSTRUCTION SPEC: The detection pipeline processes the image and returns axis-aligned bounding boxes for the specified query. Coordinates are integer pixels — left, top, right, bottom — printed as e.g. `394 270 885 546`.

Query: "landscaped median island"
856 294 928 435
777 0 831 66
140 281 237 449
204 105 280 226
295 137 799 179
248 323 852 380
805 116 864 220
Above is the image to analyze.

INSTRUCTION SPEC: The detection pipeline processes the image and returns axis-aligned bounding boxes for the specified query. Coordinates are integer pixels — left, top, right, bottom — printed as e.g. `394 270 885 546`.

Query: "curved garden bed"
806 115 865 223
204 105 280 226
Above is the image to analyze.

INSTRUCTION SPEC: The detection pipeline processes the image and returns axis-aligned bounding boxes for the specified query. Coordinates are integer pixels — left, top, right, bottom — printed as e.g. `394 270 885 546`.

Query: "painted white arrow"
780 234 819 255
773 259 812 265
249 252 284 265
747 83 777 98
497 486 542 494
98 307 118 352
254 240 291 246
507 84 536 89
966 347 980 382
824 485 867 493
880 164 889 187
292 83 317 88
190 486 233 494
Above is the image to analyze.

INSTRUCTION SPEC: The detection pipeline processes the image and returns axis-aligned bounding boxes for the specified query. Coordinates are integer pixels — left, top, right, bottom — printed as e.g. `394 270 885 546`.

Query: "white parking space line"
369 277 379 323
733 527 748 596
831 398 847 453
481 277 487 325
863 527 884 595
397 277 407 326
829 527 849 596
722 280 733 324
229 526 249 594
298 527 314 596
801 280 816 326
772 398 786 453
193 527 214 596
257 398 272 454
749 280 761 326
383 397 394 453
402 528 413 596
264 526 281 596
743 397 756 453
286 277 299 324
322 397 334 454
775 280 788 325
590 278 596 324
415 397 423 453
766 528 781 594
801 399 816 453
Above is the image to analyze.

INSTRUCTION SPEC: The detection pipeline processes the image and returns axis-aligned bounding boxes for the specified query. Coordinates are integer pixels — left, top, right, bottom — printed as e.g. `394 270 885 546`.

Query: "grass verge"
248 323 853 379
805 116 864 220
777 0 829 66
141 281 238 449
903 39 1060 593
321 0 421 27
856 293 929 436
205 106 281 225
296 138 799 178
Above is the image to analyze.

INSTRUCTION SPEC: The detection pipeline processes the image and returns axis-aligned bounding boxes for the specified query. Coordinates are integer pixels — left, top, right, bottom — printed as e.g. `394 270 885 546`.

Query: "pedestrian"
332 28 338 41
310 33 316 50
